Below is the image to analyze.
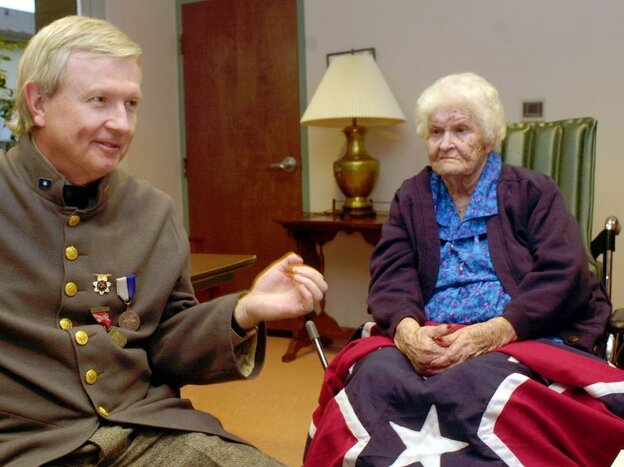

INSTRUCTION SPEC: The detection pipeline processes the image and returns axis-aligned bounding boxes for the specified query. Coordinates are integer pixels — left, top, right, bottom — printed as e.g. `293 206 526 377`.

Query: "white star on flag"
388 404 468 467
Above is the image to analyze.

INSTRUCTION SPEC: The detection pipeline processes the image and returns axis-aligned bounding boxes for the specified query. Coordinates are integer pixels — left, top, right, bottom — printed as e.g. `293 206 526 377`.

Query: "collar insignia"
38 178 52 190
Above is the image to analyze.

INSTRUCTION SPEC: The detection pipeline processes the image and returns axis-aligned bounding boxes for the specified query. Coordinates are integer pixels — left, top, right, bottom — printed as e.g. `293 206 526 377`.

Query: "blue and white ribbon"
116 274 136 304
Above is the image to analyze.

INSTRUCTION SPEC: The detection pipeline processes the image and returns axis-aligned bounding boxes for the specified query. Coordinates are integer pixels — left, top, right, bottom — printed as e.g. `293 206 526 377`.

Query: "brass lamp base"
340 197 376 218
333 121 378 218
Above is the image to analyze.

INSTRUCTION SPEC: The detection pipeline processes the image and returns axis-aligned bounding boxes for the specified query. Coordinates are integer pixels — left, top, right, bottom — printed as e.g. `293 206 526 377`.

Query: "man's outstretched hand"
233 253 328 330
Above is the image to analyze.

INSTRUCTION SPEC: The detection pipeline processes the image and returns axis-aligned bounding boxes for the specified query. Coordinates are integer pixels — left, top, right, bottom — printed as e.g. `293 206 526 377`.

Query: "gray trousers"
45 424 285 467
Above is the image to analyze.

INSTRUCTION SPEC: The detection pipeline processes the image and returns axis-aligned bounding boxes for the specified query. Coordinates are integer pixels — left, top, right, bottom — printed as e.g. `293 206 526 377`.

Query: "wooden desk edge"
190 253 257 285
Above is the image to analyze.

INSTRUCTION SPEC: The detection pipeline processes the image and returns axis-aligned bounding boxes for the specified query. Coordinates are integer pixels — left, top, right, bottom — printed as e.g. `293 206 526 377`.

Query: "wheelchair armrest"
606 308 624 368
608 308 624 334
590 215 620 259
590 216 620 298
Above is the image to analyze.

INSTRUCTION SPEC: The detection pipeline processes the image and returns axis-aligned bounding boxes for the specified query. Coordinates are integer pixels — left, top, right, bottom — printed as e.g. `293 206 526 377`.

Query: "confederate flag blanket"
304 332 624 466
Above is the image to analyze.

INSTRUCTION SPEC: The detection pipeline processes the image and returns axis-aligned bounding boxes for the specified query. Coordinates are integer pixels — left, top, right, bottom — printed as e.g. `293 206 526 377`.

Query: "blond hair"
9 15 142 137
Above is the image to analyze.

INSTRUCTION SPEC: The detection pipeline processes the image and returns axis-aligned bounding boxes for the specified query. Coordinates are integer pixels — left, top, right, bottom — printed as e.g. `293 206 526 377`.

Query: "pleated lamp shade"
300 52 406 127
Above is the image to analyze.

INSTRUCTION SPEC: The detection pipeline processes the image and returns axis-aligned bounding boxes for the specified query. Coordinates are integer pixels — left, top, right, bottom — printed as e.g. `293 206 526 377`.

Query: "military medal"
119 310 140 331
108 326 128 348
90 306 127 347
91 306 112 330
117 275 140 331
93 273 112 295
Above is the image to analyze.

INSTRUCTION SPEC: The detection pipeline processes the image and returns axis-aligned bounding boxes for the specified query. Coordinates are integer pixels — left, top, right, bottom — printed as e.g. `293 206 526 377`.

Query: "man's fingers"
292 266 328 293
292 273 326 302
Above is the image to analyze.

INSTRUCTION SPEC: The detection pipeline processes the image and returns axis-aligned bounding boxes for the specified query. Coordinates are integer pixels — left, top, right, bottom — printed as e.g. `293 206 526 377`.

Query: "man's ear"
22 81 47 128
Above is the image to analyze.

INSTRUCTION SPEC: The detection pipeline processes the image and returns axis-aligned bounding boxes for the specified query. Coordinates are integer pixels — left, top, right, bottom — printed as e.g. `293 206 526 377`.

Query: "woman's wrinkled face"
426 105 492 180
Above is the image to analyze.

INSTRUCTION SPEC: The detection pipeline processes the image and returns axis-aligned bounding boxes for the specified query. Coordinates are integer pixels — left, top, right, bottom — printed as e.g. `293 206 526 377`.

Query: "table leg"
276 215 384 362
280 230 355 362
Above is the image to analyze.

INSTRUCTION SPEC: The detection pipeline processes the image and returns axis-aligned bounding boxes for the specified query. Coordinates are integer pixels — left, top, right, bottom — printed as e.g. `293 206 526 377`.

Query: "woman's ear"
22 81 47 128
484 137 497 154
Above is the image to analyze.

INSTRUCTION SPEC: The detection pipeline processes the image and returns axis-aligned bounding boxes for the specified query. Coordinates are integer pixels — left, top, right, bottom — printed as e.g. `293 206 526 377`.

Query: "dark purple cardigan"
368 163 611 352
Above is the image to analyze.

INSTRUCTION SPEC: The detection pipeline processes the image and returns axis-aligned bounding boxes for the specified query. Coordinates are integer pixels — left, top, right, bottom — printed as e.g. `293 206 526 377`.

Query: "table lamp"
301 49 405 218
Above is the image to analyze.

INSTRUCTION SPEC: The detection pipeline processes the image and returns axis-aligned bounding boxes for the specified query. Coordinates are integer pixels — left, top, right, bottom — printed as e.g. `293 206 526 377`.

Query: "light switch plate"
522 100 544 120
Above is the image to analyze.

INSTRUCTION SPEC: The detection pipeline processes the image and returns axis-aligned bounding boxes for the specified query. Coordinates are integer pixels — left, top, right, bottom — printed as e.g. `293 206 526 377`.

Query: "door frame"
174 0 310 231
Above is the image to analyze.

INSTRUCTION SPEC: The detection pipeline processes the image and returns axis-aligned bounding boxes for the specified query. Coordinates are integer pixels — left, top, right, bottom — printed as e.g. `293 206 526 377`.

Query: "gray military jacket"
0 137 265 466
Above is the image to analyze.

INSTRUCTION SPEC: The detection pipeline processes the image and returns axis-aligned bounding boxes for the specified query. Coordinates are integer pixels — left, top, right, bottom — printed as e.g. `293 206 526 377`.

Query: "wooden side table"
275 213 386 362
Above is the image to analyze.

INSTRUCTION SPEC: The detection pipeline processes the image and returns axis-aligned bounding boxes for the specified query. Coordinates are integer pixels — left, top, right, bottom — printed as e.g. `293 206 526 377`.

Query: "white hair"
415 72 506 151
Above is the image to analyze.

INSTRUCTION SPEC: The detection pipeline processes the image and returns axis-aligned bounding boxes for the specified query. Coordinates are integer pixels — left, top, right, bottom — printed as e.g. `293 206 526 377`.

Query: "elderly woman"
304 73 623 467
369 72 609 375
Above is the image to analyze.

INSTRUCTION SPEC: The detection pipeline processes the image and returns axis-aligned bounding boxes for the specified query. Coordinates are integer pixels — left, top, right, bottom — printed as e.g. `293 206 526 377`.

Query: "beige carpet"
181 336 339 466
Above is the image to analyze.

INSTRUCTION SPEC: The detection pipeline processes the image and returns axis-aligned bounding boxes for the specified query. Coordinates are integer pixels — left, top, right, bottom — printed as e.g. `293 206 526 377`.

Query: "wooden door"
181 0 302 296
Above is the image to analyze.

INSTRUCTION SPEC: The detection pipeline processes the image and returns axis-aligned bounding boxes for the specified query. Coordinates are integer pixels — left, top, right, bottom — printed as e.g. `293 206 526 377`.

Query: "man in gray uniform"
0 15 327 466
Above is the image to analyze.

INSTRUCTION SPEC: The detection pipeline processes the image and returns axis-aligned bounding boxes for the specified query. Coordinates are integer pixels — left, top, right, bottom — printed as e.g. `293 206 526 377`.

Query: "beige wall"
94 0 185 222
104 0 624 327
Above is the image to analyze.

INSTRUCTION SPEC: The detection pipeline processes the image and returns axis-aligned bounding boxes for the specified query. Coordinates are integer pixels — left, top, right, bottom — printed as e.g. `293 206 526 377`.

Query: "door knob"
269 156 297 173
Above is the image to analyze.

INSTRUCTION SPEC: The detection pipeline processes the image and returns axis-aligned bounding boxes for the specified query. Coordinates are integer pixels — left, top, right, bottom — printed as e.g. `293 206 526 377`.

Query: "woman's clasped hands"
394 316 517 376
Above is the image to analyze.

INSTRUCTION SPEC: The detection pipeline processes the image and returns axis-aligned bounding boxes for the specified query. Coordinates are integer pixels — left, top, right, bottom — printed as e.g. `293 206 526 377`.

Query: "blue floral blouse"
425 153 512 324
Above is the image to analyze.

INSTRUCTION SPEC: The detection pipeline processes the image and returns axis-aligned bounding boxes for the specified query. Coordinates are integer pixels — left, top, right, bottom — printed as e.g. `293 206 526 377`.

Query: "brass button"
85 369 98 384
567 335 580 344
65 246 79 261
98 406 110 416
64 282 78 297
59 318 73 330
68 215 81 227
75 330 89 345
